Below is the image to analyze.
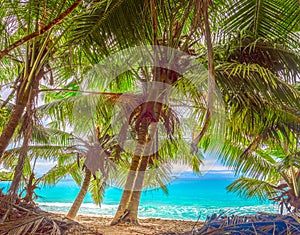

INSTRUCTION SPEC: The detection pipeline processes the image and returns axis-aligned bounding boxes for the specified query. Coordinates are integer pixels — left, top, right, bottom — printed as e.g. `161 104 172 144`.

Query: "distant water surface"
0 171 278 221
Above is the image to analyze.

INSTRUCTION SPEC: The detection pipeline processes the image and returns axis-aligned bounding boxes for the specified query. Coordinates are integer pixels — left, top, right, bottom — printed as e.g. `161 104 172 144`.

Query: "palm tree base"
65 214 77 221
110 213 140 226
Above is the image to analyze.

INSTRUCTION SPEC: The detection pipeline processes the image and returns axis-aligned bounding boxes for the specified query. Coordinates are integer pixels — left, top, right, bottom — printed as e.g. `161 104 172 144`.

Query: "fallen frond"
0 191 101 235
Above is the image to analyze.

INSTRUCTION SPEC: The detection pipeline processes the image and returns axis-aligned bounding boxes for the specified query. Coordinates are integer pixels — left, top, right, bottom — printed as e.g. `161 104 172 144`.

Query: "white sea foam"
37 202 278 221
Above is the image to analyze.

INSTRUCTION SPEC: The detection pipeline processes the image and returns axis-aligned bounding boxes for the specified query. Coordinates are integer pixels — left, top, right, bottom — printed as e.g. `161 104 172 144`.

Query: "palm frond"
223 36 300 83
69 0 149 58
227 176 280 200
221 0 300 42
41 161 81 186
0 214 60 235
88 175 107 206
216 62 300 109
220 138 278 179
2 145 70 167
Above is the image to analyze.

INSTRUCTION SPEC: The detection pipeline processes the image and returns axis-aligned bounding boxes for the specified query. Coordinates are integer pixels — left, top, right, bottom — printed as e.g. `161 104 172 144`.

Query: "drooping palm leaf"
227 176 279 200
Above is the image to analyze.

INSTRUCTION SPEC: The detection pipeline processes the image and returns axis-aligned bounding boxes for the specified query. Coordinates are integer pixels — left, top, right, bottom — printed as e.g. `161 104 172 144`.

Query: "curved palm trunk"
6 67 42 197
0 69 43 158
111 120 149 225
67 168 91 220
0 102 26 158
124 156 149 223
7 119 32 198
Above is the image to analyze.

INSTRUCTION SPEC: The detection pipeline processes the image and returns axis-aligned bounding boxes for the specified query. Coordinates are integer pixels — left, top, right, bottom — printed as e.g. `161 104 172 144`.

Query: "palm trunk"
123 156 149 223
6 67 42 197
67 168 91 219
7 120 32 198
0 69 43 159
0 27 52 159
0 102 26 158
111 155 141 225
125 121 161 222
111 120 149 225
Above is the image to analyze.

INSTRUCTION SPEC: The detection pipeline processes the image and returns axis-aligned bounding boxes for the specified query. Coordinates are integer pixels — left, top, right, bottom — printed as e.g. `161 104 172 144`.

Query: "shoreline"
53 211 200 222
55 212 203 235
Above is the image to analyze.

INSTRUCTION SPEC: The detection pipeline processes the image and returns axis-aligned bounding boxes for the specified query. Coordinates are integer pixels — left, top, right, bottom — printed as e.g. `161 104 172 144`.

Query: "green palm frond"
220 135 279 177
143 163 173 194
226 107 299 149
2 145 70 167
227 176 279 200
88 175 107 206
216 62 300 109
70 0 148 59
31 124 72 146
38 93 118 132
221 36 300 82
221 0 300 41
37 96 80 127
41 161 81 186
108 161 129 189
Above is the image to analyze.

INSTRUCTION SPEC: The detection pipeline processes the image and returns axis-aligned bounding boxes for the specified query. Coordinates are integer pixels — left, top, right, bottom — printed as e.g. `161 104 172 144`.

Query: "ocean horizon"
0 171 278 221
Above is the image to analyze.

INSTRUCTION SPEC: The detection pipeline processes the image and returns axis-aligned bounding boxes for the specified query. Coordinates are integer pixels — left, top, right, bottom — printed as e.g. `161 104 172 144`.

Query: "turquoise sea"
0 171 278 221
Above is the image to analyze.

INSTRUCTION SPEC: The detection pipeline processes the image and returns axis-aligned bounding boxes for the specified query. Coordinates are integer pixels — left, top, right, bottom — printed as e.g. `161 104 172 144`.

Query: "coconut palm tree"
203 0 300 212
0 0 82 202
62 0 222 225
1 0 299 226
65 126 120 220
218 80 300 213
0 124 115 217
67 0 300 225
0 0 84 158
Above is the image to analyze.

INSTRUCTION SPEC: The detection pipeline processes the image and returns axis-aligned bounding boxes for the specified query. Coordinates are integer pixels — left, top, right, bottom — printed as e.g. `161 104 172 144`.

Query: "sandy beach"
70 214 203 235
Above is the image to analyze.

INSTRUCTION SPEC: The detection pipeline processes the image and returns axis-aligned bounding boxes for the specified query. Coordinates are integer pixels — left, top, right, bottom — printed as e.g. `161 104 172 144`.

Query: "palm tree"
0 0 84 201
215 15 300 204
0 124 113 217
0 0 93 202
204 0 300 215
68 0 300 225
0 0 299 226
65 126 119 220
0 0 84 158
64 0 224 225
